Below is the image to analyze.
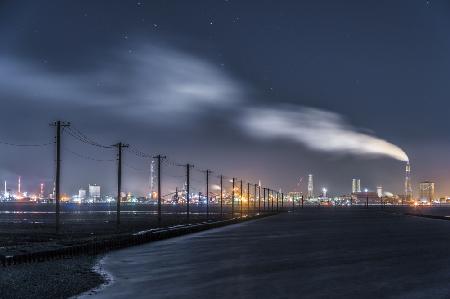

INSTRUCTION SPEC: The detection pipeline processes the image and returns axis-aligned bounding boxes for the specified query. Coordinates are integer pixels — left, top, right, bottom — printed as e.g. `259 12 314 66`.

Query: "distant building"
419 181 435 203
351 179 362 194
288 192 302 203
377 186 383 198
89 184 101 202
351 179 362 196
307 174 314 198
78 189 86 202
353 191 380 205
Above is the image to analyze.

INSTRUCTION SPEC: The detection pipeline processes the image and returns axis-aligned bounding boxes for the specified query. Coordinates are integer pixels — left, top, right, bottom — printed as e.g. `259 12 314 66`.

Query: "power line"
69 126 113 148
123 162 149 172
62 147 115 162
162 158 183 167
0 140 54 147
127 146 153 158
63 127 113 149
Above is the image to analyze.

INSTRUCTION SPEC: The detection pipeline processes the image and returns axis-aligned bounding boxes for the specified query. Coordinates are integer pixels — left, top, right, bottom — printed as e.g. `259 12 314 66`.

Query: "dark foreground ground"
0 255 103 299
0 203 260 258
80 208 450 299
0 203 242 248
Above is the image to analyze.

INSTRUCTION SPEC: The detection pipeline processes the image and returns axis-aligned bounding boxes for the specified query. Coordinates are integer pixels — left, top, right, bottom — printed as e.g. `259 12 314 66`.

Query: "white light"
364 188 368 193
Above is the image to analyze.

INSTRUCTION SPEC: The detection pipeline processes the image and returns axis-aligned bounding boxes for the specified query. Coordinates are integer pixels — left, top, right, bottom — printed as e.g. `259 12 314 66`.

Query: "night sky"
1 0 449 197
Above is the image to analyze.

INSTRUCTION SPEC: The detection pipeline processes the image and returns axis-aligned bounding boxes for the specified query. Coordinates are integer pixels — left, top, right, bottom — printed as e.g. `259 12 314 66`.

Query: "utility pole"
220 175 223 218
254 184 257 214
263 188 266 211
248 183 251 213
301 195 304 208
366 193 369 209
153 154 166 226
114 142 129 229
186 164 193 222
240 179 243 217
292 194 295 211
277 192 279 212
205 170 212 219
50 120 70 233
258 185 261 213
271 189 274 211
282 193 284 210
232 178 235 217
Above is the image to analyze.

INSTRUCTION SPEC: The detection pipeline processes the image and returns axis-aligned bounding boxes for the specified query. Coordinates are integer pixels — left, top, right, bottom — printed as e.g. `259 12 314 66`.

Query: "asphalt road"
80 208 450 298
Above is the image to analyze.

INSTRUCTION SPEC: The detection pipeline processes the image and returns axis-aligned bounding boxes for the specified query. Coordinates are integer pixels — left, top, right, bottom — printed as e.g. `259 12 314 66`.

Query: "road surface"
80 208 450 298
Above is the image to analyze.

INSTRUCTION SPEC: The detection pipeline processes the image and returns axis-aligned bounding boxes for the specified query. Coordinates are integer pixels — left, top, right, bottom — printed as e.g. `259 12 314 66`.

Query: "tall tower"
40 183 44 199
18 176 21 195
307 174 314 198
357 179 361 193
405 162 412 201
352 179 357 194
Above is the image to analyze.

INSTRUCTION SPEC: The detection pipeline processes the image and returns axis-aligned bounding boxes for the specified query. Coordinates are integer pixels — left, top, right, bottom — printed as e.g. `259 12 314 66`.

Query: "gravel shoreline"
0 255 105 299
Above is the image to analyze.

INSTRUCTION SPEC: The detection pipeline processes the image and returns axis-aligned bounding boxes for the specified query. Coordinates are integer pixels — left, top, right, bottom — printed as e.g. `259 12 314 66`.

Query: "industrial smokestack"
405 162 412 201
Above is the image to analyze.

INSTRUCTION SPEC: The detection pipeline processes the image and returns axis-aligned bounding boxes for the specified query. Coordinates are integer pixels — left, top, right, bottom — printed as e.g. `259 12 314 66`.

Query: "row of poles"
51 121 291 233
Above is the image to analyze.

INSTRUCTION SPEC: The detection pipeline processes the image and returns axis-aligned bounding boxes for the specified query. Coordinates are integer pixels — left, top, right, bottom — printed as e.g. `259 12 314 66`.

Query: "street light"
365 188 368 208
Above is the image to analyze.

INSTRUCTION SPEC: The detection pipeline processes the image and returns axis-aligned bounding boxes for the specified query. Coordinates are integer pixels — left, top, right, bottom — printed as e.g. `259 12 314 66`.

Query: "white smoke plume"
242 106 409 162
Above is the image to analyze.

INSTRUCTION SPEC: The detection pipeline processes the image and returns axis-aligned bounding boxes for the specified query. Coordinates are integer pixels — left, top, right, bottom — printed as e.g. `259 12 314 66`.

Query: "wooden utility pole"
271 189 274 211
258 185 261 213
254 183 257 214
276 191 279 212
51 120 70 233
240 180 243 217
205 170 212 219
220 175 223 218
263 188 266 211
153 155 166 226
186 164 193 222
247 182 250 216
114 142 129 229
232 178 235 217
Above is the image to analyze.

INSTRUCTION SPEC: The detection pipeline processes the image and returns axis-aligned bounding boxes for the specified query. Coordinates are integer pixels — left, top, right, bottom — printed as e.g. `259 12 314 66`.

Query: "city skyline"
0 168 444 201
